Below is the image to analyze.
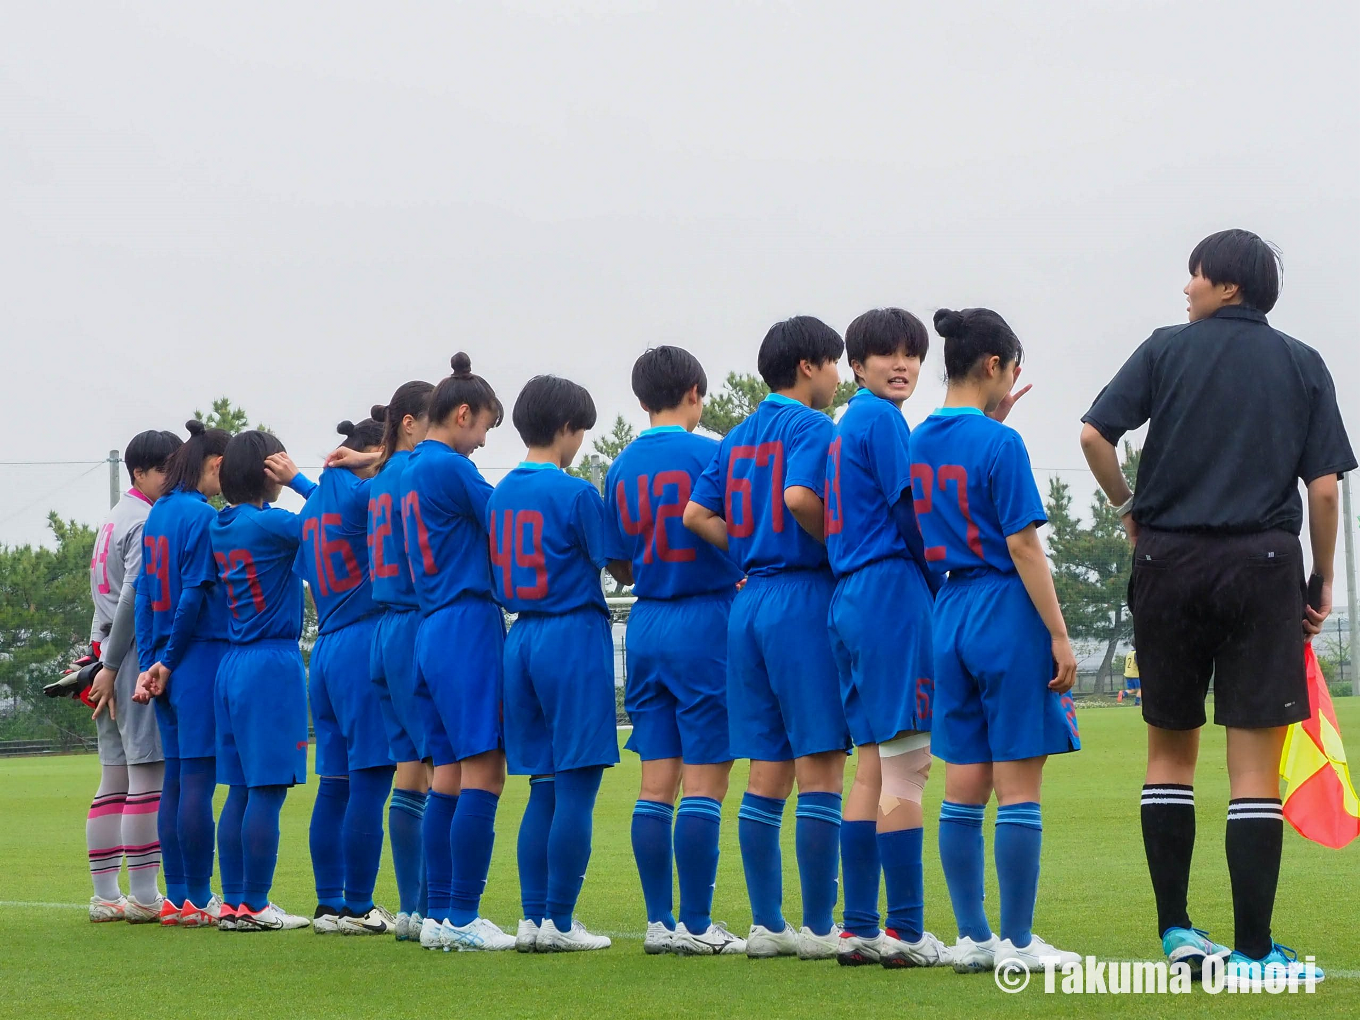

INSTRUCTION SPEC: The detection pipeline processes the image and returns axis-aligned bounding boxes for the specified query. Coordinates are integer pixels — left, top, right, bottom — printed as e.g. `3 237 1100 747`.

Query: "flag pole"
1343 473 1359 698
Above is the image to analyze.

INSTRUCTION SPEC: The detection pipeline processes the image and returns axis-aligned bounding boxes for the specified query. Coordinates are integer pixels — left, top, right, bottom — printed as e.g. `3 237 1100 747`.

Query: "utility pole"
588 454 604 495
107 450 120 508
1343 473 1359 697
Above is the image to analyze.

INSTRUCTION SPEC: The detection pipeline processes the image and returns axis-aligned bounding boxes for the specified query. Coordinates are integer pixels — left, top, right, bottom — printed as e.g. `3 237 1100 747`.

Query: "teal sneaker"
1161 927 1230 973
1225 944 1324 988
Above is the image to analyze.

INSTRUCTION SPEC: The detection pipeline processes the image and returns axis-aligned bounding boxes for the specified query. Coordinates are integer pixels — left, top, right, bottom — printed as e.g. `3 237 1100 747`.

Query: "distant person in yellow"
1118 648 1141 706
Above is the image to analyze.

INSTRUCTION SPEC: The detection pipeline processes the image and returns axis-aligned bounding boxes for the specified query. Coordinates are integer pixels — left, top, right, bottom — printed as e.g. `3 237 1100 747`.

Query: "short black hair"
756 316 844 390
124 430 182 483
163 420 231 494
219 430 285 506
933 307 1024 381
511 376 597 448
845 308 929 370
1188 229 1282 313
631 346 708 412
336 418 385 451
429 353 504 430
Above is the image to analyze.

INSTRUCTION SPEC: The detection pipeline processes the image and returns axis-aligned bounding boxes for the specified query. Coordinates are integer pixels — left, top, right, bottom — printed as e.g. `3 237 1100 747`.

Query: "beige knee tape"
879 744 932 814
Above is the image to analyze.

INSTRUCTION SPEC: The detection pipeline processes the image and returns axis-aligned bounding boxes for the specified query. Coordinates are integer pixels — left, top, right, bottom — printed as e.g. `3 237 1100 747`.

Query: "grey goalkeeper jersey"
88 489 152 649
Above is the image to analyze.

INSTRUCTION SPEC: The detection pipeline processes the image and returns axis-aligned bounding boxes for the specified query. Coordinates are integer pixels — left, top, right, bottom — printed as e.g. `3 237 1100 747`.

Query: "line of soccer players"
84 305 1085 972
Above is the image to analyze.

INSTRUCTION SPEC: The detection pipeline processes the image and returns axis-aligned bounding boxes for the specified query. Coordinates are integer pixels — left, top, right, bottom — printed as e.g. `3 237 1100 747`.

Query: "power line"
0 463 105 526
0 460 105 466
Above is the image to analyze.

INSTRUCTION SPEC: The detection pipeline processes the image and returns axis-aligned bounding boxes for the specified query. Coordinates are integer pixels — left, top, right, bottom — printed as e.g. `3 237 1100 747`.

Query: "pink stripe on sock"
122 800 160 815
88 803 126 819
128 862 162 871
90 864 123 874
121 842 161 853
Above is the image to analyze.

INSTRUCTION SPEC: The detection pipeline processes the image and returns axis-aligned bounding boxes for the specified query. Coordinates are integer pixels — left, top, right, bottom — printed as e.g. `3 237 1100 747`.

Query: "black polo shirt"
1082 305 1355 535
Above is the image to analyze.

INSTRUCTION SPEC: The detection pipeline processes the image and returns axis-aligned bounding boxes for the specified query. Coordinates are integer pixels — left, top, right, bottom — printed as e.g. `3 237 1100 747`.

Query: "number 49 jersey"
210 504 306 643
907 406 1047 577
604 427 743 600
294 467 378 634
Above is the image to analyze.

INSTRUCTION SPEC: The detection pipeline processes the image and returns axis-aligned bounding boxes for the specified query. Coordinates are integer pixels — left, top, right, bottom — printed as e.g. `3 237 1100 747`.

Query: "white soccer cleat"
672 921 747 956
951 934 1000 973
643 921 675 955
217 904 240 932
340 905 398 936
235 904 311 932
124 894 165 925
535 918 612 952
395 912 423 942
159 899 181 927
419 916 447 951
89 895 128 923
515 919 541 953
746 923 799 958
443 916 517 951
797 923 844 960
179 895 223 928
312 906 343 934
994 934 1081 973
880 928 953 968
837 930 884 966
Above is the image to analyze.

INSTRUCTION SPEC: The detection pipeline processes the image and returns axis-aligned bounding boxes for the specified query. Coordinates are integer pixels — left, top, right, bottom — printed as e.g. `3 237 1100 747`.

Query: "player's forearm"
1007 527 1068 639
784 486 825 543
1306 474 1340 582
101 580 139 670
683 502 729 551
1080 424 1132 506
606 559 633 587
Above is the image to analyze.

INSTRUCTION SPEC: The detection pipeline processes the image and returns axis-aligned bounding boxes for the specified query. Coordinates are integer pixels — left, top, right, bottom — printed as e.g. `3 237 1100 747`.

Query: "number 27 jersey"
907 406 1046 577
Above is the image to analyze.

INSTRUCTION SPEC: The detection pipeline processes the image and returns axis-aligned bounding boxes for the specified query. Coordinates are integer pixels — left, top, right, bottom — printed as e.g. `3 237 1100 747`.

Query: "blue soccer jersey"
907 407 1047 575
690 393 832 577
294 467 379 634
399 439 495 614
487 463 608 615
210 505 306 643
367 450 418 610
604 426 743 600
825 389 920 577
139 487 229 655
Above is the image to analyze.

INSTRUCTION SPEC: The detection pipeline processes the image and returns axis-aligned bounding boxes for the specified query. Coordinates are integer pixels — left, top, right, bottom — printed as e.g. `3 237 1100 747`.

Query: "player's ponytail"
934 307 1023 381
162 418 231 495
335 418 384 453
429 352 504 430
375 380 436 470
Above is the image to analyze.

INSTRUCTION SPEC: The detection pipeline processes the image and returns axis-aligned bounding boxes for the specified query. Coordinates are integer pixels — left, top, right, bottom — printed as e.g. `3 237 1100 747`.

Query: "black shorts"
1127 528 1307 730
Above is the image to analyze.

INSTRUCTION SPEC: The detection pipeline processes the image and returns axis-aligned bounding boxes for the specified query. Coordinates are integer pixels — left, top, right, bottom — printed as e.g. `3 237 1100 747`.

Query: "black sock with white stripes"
1226 797 1284 960
1141 784 1195 936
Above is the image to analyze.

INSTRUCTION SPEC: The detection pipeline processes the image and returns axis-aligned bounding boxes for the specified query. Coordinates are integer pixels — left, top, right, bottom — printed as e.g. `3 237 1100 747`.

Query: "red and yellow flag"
1280 644 1360 849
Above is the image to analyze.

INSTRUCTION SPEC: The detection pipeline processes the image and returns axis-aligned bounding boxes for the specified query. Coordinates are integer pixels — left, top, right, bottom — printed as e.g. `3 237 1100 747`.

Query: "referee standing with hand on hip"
1079 229 1355 983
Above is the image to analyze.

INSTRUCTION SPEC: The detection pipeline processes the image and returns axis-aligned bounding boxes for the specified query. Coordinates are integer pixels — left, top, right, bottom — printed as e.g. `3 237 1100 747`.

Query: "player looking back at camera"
910 307 1081 976
684 316 850 961
604 346 746 956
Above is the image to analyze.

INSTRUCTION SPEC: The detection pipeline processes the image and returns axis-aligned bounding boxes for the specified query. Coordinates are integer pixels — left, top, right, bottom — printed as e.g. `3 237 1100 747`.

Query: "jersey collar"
763 392 804 408
516 461 561 471
932 405 986 417
1211 305 1268 324
127 487 154 506
640 425 686 437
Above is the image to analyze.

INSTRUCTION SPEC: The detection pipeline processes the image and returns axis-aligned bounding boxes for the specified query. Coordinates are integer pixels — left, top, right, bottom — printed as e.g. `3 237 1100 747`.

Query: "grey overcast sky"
2 1 1357 596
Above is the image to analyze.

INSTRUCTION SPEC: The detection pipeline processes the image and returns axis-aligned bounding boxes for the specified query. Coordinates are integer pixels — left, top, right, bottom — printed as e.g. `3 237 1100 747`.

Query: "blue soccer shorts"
829 557 934 747
311 615 393 776
727 569 848 762
370 608 432 763
624 591 734 765
931 571 1080 765
414 596 505 767
154 638 225 760
504 608 620 776
216 640 308 788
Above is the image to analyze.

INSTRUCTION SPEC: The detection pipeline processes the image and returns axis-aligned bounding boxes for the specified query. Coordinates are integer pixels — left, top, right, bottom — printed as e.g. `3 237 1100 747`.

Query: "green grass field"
3 705 1358 1019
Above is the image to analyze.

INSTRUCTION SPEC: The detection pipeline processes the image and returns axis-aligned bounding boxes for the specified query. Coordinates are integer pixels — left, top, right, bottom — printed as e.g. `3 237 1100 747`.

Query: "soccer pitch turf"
3 706 1358 1019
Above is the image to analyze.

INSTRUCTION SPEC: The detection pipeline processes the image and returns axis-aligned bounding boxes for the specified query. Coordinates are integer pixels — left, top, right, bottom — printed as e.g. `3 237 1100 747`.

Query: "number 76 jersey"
907 406 1047 576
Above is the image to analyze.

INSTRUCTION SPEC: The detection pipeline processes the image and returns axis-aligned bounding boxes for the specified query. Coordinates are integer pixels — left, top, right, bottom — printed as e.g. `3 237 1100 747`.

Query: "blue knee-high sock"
388 788 427 916
995 803 1042 947
546 767 604 931
218 785 247 908
675 796 721 934
517 778 555 925
880 827 924 943
423 791 458 922
737 792 786 932
631 799 675 928
939 802 991 941
448 788 500 926
344 766 394 915
179 756 217 906
841 819 880 938
241 785 288 912
309 776 349 912
159 757 187 907
795 791 842 936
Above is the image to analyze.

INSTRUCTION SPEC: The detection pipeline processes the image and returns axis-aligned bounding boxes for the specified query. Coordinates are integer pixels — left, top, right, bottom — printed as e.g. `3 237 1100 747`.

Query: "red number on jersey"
400 491 437 576
615 476 654 562
652 470 695 564
909 465 947 562
824 437 844 537
725 441 785 538
368 494 399 580
514 510 549 600
217 549 266 615
91 523 115 594
915 675 934 724
910 463 983 562
143 534 172 611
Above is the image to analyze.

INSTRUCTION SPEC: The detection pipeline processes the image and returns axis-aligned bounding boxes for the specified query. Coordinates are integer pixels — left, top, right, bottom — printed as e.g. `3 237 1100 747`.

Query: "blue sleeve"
288 473 318 499
259 507 306 547
161 585 207 673
785 412 833 491
890 494 943 596
463 465 495 532
181 516 218 587
601 462 629 561
573 486 610 569
991 431 1047 537
135 578 155 673
868 409 914 505
690 441 726 514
